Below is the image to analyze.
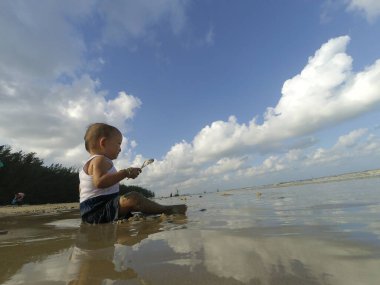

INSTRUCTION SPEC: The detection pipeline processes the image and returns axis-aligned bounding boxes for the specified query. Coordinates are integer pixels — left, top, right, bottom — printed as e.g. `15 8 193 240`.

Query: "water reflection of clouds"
4 179 380 284
3 249 74 284
6 224 380 285
153 180 380 284
151 229 202 253
113 243 137 272
251 181 380 236
157 228 380 285
367 221 380 238
45 218 81 228
187 180 380 240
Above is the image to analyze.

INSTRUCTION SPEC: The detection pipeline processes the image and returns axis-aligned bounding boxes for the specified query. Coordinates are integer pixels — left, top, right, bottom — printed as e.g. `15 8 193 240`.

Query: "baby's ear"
99 137 107 148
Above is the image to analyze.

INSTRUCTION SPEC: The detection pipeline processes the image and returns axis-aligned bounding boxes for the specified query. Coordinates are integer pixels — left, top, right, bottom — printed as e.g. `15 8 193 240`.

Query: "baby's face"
104 132 122 160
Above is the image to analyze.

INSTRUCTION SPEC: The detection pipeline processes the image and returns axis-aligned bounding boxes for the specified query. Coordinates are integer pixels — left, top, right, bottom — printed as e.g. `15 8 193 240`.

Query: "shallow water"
1 178 380 285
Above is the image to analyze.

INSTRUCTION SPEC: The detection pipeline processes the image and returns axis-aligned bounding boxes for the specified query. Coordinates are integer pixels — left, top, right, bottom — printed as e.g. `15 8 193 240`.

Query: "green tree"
0 145 155 205
0 145 78 205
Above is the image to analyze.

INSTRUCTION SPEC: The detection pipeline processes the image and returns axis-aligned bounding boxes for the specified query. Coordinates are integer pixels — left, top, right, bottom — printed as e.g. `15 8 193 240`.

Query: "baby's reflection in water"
68 214 186 285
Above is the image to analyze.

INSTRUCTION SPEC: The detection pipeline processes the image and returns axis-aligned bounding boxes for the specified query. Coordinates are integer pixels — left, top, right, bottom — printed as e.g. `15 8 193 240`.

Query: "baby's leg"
118 191 187 217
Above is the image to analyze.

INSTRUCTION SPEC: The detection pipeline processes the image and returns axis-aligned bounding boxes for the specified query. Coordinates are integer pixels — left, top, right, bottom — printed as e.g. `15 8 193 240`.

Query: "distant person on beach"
79 123 187 224
11 193 25 206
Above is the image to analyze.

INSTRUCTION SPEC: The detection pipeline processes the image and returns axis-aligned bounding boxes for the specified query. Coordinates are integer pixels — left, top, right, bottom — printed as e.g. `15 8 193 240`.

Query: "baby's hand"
125 167 142 179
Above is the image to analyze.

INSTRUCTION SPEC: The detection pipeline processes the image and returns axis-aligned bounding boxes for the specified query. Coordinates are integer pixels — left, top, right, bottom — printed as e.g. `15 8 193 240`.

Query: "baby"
79 123 187 224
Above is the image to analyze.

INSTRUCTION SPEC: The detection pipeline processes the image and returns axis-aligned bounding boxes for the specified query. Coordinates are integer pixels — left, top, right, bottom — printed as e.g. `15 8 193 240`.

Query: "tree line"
0 145 154 205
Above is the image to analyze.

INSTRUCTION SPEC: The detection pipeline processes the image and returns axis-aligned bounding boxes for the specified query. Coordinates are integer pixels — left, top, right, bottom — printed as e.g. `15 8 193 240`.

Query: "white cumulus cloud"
0 0 186 168
137 35 380 195
347 0 380 21
0 74 141 166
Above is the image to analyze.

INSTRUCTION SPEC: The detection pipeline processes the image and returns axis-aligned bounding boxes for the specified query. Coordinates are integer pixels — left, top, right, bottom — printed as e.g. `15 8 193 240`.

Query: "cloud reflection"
156 228 380 285
3 180 380 285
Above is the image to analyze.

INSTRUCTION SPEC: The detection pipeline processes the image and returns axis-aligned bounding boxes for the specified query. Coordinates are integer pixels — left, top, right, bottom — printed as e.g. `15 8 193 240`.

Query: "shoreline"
0 202 79 217
237 168 380 191
273 168 380 188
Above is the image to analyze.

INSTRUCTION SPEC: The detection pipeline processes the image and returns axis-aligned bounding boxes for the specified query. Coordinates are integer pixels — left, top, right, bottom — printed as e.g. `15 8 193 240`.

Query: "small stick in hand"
141 158 154 169
127 159 154 179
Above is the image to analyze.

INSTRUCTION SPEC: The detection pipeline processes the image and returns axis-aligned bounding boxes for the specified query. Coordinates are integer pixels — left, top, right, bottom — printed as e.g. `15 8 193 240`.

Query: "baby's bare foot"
166 204 187 215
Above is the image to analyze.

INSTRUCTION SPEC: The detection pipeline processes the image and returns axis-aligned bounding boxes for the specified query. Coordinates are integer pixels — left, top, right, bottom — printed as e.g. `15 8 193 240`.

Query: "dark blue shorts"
80 193 120 224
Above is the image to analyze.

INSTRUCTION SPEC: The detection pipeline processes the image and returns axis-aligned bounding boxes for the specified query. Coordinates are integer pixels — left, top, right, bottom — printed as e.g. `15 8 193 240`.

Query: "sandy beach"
0 202 79 217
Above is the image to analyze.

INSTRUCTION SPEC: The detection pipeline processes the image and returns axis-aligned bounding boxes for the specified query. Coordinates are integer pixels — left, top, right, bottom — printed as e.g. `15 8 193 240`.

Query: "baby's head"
84 123 121 153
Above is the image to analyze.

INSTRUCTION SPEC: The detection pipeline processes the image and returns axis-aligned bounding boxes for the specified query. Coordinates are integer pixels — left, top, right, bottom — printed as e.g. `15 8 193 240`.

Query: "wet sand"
1 178 380 285
0 202 79 217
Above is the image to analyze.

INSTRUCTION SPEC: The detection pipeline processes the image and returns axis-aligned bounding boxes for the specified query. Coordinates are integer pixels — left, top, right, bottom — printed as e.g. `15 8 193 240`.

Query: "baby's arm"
90 156 140 188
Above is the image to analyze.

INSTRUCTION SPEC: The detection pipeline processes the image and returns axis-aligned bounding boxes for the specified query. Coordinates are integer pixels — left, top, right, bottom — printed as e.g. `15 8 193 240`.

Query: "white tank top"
79 155 119 203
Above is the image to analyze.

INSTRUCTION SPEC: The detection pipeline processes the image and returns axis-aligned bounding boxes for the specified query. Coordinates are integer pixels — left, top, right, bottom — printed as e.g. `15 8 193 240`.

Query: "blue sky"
0 0 380 196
